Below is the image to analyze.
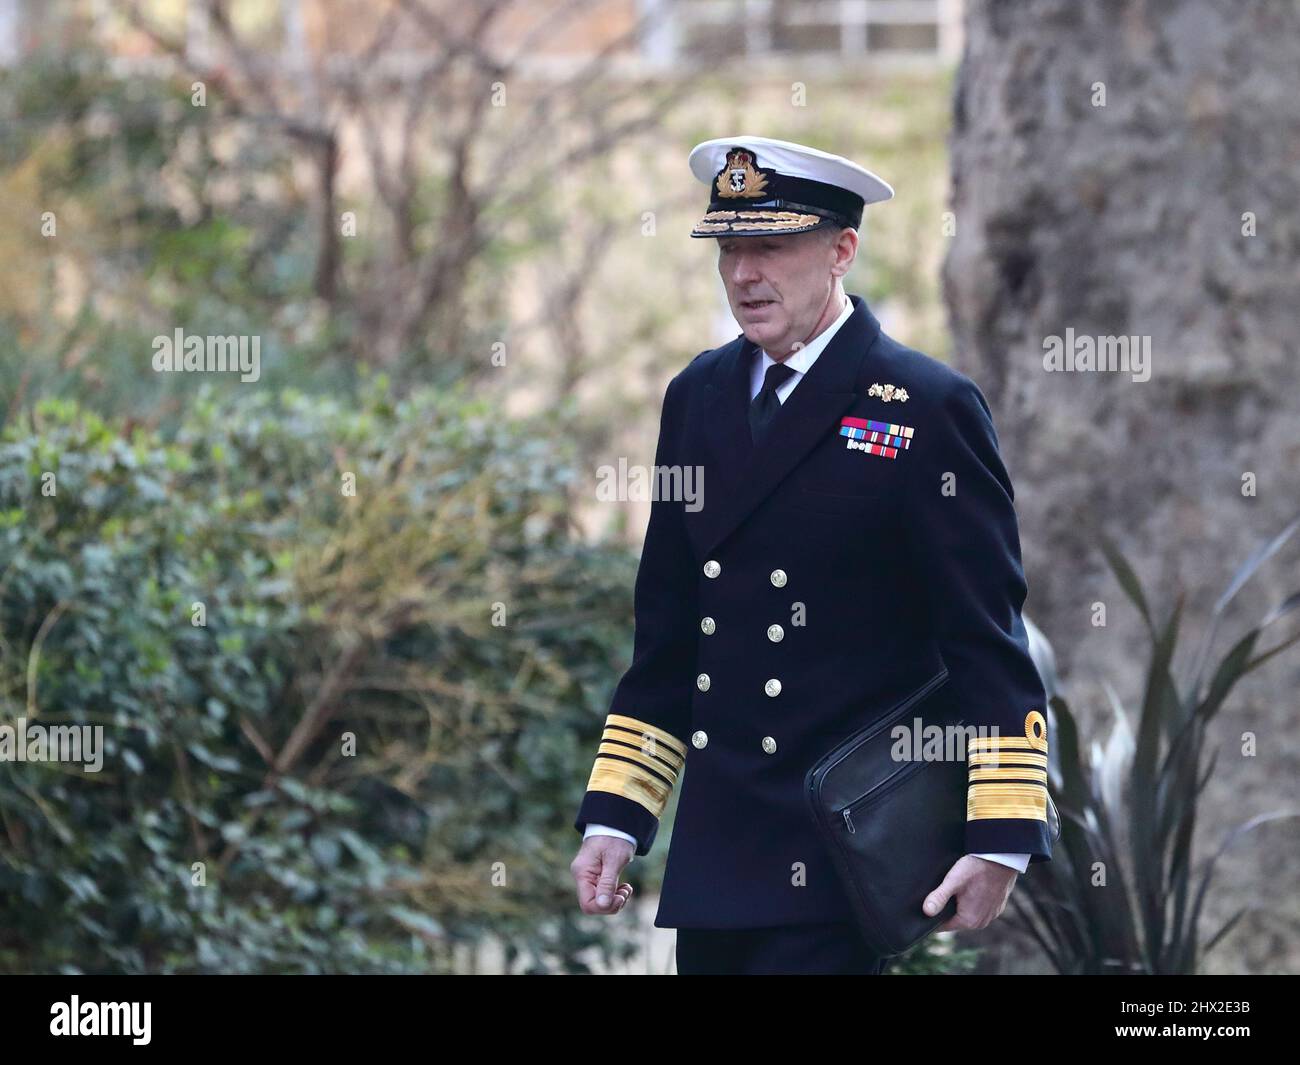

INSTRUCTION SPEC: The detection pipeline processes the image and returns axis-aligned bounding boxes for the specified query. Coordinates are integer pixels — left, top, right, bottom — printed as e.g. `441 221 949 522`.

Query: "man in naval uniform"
569 136 1053 975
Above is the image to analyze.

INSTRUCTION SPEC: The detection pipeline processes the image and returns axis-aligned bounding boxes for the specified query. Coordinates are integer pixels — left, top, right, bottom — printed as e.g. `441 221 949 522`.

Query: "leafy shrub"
0 378 634 973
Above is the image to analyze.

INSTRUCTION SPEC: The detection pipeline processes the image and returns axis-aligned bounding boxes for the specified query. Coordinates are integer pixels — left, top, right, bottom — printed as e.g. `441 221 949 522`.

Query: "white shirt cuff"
971 851 1030 874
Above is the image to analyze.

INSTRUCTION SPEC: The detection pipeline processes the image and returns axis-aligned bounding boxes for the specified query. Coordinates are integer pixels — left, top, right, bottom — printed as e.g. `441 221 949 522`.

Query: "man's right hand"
571 835 636 916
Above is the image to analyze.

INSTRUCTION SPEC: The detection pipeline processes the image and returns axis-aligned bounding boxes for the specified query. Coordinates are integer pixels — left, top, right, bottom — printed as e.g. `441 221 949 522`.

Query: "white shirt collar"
750 293 855 400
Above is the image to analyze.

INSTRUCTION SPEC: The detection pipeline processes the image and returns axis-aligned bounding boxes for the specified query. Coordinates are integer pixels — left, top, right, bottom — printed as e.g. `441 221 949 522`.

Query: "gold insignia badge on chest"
867 382 909 403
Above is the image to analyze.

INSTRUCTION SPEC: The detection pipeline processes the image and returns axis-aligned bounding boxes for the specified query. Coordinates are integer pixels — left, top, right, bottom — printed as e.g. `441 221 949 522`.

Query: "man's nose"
727 251 762 285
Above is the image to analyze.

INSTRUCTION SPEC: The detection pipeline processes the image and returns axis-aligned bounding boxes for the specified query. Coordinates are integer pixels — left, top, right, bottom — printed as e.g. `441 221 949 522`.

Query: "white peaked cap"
689 135 894 203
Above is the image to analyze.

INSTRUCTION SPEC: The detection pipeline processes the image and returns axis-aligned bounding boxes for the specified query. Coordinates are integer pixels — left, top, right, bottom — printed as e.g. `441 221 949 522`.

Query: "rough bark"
945 0 1300 972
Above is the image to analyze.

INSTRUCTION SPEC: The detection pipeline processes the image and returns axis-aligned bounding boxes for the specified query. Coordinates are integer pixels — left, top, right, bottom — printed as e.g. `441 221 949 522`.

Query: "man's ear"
831 227 858 276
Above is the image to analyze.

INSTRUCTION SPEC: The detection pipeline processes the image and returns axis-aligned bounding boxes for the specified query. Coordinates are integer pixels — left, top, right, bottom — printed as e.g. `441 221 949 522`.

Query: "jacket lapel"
693 294 882 557
698 335 755 490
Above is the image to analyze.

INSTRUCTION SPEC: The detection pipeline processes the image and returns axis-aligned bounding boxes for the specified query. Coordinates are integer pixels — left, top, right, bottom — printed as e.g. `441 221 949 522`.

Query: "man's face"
716 226 855 356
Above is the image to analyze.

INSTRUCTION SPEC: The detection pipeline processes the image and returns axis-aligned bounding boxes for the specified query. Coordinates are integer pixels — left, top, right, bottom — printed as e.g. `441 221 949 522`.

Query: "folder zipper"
841 752 937 834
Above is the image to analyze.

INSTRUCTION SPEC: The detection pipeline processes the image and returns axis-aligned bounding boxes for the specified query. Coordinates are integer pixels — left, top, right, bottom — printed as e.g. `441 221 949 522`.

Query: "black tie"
749 361 798 446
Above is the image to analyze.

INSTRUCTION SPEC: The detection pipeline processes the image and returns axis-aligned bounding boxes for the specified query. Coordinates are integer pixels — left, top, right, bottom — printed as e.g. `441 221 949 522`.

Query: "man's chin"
739 319 788 350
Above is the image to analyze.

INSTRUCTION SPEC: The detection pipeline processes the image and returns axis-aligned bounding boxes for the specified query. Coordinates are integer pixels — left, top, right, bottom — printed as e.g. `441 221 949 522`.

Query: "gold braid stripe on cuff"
968 749 1048 768
968 737 1041 751
969 766 1049 783
585 714 688 819
604 713 687 764
587 764 673 818
967 782 1048 821
596 740 681 783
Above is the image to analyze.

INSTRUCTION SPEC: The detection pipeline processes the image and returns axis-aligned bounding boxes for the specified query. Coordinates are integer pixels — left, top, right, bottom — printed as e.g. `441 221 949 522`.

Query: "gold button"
764 678 782 697
704 560 721 578
767 624 784 642
696 673 711 692
762 736 777 754
692 730 708 749
701 617 716 635
770 568 787 588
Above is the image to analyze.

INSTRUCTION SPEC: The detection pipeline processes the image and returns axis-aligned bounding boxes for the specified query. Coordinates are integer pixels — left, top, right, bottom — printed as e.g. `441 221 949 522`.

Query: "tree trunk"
944 0 1300 972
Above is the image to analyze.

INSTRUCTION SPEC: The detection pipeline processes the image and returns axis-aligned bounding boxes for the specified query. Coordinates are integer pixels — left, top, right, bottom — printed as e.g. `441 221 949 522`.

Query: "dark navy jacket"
575 293 1052 929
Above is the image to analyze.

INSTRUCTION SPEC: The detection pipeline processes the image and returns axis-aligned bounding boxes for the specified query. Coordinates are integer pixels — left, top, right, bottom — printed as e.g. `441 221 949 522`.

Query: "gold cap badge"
715 149 770 200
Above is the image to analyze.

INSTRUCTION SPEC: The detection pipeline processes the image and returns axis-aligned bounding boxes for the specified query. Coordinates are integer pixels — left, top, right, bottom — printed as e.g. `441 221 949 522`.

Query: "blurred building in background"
0 0 963 72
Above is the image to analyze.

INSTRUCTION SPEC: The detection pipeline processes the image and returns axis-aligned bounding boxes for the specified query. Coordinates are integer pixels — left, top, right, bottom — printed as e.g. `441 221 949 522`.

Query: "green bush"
0 378 634 973
1016 524 1300 973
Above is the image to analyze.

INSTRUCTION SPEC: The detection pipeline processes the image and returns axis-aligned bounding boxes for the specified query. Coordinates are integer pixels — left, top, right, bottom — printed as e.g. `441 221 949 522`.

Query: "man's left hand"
922 855 1018 932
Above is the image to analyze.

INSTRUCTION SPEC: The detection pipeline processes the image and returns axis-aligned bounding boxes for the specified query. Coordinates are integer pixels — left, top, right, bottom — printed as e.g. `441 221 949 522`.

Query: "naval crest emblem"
716 148 771 200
